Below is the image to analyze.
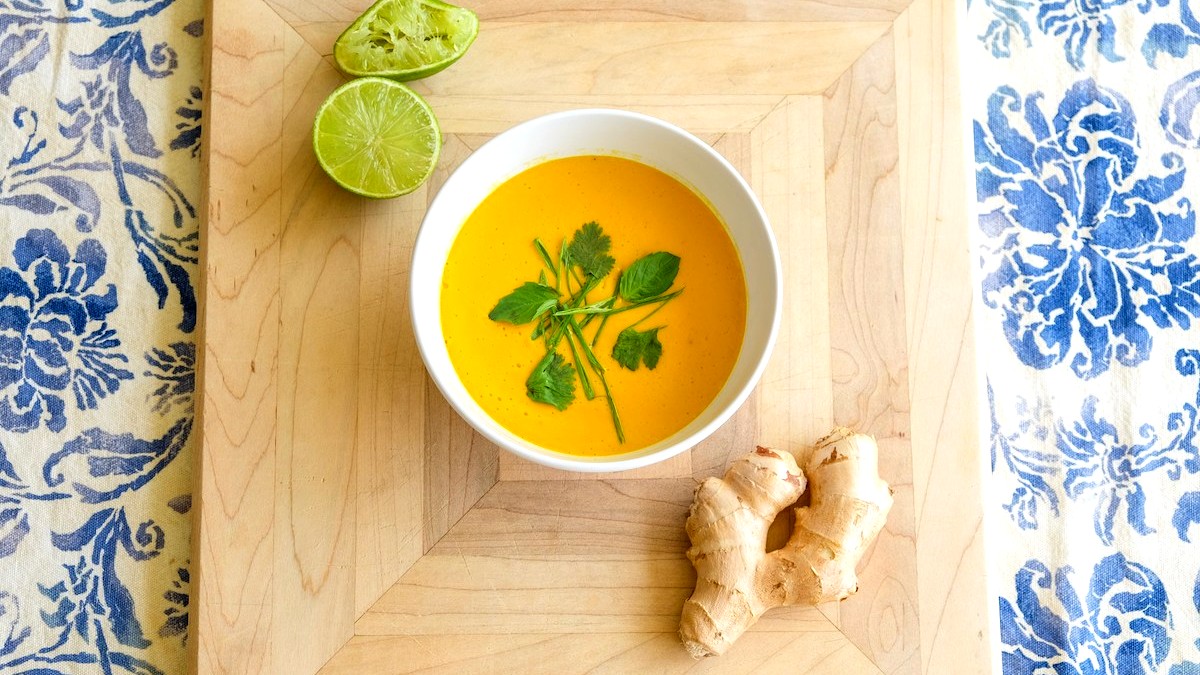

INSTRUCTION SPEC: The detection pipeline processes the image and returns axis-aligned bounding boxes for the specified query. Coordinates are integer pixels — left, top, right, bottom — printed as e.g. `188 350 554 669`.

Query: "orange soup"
440 155 747 456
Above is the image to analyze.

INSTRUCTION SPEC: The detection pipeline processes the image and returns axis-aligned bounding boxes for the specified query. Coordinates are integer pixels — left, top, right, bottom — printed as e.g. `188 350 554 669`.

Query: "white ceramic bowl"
410 109 781 472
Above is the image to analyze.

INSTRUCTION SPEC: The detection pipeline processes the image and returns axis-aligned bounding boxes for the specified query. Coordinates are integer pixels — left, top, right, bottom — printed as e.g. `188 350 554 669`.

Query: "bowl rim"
409 107 782 472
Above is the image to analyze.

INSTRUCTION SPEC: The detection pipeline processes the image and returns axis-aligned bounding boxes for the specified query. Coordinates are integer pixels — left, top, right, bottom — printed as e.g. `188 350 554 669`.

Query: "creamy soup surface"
440 155 747 456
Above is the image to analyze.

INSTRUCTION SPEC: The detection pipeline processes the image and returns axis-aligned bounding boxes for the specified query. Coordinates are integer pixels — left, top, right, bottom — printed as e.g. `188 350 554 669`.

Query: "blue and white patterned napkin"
968 0 1200 670
0 1 201 673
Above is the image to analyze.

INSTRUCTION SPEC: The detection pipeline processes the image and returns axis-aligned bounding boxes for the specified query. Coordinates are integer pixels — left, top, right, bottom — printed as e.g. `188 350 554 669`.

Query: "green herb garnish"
567 221 615 279
487 222 682 442
525 351 576 411
488 282 559 324
619 251 680 302
612 326 663 371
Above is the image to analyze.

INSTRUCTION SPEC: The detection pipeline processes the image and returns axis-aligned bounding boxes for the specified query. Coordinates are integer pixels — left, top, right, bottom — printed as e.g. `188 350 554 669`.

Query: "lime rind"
312 77 442 199
334 0 479 81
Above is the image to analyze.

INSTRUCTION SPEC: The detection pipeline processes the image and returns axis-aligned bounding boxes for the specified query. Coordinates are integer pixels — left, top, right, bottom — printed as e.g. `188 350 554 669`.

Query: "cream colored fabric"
0 2 201 672
967 0 1200 670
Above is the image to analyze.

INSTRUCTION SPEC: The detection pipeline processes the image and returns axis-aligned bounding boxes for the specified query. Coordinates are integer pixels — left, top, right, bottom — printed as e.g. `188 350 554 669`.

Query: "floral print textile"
971 0 1200 669
0 1 200 672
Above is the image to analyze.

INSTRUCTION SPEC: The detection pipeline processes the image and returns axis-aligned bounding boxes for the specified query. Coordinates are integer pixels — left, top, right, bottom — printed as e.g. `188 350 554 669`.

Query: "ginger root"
678 428 894 658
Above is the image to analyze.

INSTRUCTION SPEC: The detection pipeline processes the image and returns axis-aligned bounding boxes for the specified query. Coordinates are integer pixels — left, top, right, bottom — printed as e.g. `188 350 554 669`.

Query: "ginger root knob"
678 428 894 658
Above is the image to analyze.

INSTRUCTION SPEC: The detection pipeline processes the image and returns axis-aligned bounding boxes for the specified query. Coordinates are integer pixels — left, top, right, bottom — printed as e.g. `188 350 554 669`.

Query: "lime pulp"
311 77 441 199
334 0 479 81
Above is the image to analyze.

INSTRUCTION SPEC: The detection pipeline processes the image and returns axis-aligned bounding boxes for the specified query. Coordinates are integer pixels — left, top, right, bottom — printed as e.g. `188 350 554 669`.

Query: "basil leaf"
618 252 680 302
488 282 559 324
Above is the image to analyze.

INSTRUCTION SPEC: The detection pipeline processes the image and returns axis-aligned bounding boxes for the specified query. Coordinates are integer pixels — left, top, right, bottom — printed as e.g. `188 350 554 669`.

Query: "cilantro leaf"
618 252 680 302
489 282 559 324
526 351 576 410
612 327 663 371
567 222 615 279
642 333 663 369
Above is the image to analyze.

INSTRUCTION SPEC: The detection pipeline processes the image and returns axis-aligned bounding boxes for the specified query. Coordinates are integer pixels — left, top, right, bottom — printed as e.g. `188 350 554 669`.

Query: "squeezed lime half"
312 77 441 199
334 0 479 81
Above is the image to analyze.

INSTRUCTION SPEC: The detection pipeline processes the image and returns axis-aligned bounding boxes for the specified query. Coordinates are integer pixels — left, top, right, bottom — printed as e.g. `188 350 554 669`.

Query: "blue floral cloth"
970 0 1200 671
0 1 200 673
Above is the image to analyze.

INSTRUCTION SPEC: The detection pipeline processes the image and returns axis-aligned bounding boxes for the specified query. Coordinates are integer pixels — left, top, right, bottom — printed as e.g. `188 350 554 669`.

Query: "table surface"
196 0 989 672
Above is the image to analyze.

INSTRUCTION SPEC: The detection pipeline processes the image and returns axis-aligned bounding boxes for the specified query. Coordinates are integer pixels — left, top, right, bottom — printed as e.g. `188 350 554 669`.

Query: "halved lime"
312 77 441 199
334 0 479 81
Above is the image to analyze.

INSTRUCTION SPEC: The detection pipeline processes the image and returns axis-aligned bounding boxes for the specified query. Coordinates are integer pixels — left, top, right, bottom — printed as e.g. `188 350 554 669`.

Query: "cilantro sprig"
525 351 576 410
487 222 682 442
612 327 663 371
568 221 615 280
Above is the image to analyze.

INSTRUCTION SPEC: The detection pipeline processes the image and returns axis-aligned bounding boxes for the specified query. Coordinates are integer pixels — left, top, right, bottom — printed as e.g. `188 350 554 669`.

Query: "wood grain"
197 0 285 671
332 480 880 673
823 31 921 674
432 479 694 557
823 35 909 441
354 190 430 615
422 376 500 550
274 179 360 673
273 33 362 672
280 30 332 215
424 94 783 136
894 0 992 671
294 21 891 97
747 96 836 462
461 0 910 22
198 2 991 672
320 631 883 675
264 0 910 28
497 451 692 481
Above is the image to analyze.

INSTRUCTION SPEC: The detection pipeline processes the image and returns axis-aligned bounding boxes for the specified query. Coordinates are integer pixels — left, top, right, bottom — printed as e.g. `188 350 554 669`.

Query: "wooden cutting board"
196 0 991 672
